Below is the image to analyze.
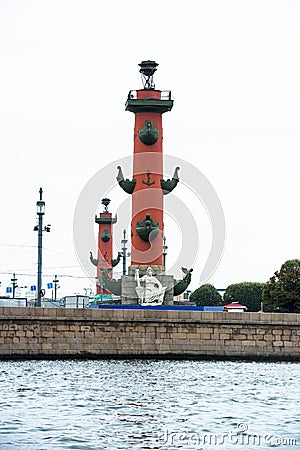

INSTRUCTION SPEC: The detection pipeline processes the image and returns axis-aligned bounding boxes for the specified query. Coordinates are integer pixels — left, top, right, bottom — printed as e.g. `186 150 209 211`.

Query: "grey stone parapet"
0 307 299 361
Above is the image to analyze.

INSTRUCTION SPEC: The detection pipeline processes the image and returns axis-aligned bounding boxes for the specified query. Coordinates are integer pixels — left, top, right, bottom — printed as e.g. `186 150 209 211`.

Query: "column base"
121 271 174 305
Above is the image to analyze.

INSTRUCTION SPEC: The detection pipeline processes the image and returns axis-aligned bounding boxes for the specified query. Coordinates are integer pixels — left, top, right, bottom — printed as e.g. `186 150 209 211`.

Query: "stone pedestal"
120 275 139 305
121 272 174 305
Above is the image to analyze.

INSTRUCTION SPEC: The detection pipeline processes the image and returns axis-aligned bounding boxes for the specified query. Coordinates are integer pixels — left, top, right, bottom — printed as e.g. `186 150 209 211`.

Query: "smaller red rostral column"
94 198 117 293
124 61 173 273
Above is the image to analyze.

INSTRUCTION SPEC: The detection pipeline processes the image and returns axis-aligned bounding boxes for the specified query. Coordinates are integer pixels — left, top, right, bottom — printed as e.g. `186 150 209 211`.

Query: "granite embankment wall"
0 307 300 360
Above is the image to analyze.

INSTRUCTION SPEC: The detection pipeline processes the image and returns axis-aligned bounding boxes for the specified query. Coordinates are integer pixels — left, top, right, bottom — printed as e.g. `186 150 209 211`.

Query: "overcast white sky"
0 0 299 298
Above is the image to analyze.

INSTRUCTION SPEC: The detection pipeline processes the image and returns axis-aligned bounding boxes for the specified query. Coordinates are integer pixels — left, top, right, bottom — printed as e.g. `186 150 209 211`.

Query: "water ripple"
0 360 299 449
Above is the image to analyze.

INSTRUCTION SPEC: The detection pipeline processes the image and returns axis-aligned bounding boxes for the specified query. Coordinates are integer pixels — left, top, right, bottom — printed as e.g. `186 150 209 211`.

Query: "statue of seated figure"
135 267 167 306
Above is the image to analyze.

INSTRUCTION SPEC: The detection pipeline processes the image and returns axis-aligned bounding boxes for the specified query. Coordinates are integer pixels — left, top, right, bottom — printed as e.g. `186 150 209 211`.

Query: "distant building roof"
225 301 247 311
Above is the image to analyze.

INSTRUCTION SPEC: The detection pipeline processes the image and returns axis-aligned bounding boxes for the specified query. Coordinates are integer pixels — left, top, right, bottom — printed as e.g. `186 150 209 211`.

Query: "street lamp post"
11 273 18 298
53 275 59 301
100 277 104 302
35 188 50 307
121 229 131 276
163 235 168 268
36 188 45 307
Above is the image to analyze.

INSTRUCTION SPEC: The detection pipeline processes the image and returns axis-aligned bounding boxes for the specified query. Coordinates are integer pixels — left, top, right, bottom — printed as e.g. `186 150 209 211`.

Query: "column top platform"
125 90 173 114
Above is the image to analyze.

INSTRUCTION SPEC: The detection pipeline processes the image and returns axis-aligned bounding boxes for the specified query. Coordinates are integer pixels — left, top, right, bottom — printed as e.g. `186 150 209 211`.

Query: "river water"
0 359 299 449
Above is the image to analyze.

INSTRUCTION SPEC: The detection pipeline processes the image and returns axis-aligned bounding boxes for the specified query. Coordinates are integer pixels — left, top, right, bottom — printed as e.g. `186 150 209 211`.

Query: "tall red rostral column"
117 61 179 274
90 198 118 294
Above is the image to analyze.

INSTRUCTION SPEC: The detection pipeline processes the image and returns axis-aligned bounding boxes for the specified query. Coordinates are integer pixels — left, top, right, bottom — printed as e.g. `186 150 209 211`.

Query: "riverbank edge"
1 307 300 361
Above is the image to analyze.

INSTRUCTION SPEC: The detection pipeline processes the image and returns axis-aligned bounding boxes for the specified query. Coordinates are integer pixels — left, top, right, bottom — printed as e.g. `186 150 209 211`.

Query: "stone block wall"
0 307 300 360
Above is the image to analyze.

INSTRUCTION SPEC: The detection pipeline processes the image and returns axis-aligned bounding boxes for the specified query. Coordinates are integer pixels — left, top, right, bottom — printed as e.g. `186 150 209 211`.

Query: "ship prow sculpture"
91 61 192 305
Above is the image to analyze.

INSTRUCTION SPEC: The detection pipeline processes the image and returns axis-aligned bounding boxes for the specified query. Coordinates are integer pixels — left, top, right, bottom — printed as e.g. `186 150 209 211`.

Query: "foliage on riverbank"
263 259 300 313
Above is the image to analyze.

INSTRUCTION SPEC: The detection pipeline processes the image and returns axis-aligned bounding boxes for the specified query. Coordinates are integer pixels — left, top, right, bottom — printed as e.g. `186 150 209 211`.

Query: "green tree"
263 259 300 313
190 284 222 306
223 282 265 312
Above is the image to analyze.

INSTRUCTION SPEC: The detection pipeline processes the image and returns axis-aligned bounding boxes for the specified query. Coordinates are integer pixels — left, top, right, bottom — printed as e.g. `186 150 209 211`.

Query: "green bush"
263 259 300 313
223 282 265 312
190 284 222 306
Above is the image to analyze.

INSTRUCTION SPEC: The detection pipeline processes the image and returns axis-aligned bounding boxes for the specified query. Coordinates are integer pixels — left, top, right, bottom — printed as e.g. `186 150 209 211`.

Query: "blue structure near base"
87 304 224 311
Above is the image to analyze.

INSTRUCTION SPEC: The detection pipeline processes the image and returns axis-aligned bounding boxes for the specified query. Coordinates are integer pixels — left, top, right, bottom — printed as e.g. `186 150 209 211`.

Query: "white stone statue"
135 267 167 306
